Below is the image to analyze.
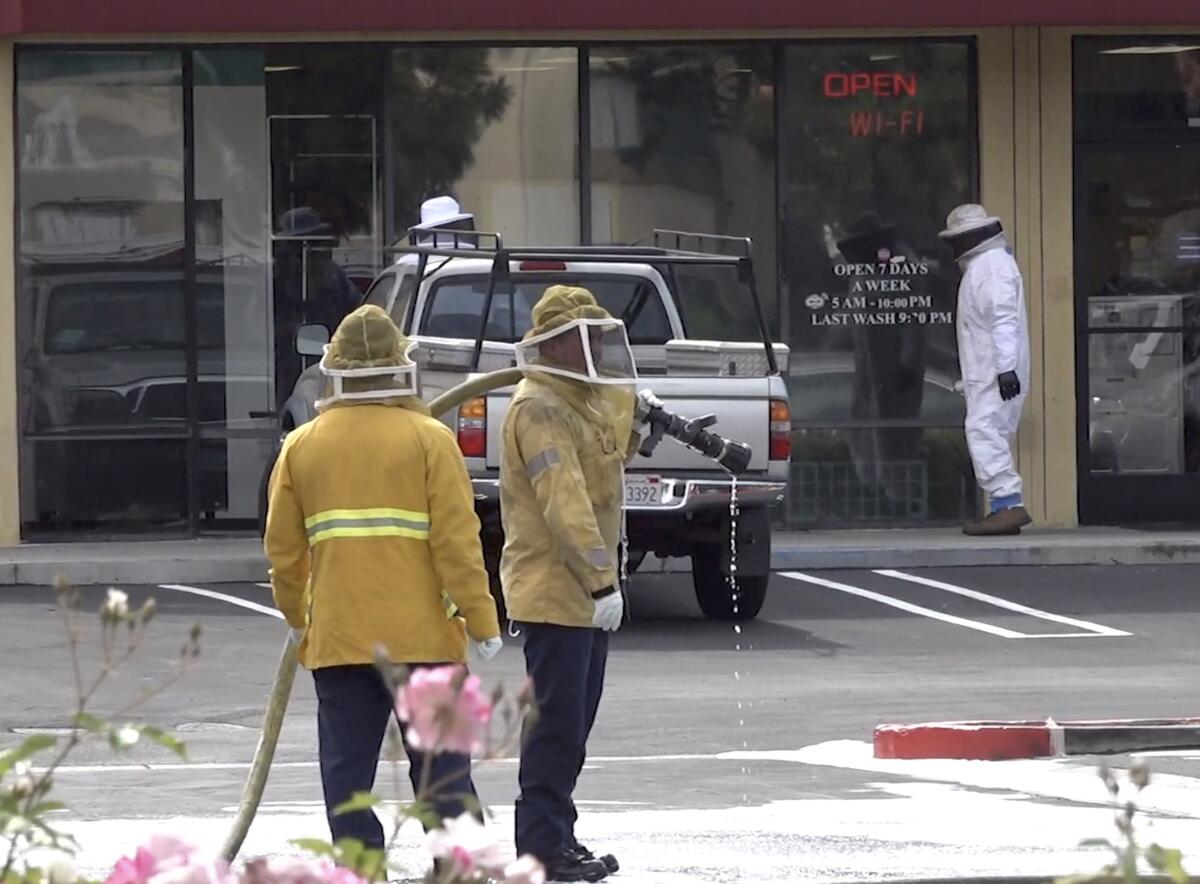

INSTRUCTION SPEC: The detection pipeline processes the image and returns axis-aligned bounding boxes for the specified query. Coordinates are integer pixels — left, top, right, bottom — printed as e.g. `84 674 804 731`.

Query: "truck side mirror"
295 324 330 357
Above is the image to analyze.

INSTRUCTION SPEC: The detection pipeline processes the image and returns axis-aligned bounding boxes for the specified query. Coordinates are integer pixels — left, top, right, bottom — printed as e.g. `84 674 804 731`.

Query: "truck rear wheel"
691 545 768 621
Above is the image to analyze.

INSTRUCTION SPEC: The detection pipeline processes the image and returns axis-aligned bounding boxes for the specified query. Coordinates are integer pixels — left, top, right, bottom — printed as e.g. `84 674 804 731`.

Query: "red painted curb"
875 717 1200 760
875 723 1053 760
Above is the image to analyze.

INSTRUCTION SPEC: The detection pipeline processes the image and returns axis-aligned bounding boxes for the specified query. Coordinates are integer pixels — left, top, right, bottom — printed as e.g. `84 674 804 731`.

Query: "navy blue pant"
515 624 609 863
313 664 478 848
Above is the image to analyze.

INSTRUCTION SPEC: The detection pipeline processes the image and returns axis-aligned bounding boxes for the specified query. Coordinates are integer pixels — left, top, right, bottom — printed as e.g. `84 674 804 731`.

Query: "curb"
875 718 1200 760
770 540 1200 571
3 531 1200 587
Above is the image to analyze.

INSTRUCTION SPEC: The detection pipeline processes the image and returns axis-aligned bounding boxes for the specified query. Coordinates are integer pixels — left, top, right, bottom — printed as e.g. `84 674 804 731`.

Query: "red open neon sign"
823 72 918 99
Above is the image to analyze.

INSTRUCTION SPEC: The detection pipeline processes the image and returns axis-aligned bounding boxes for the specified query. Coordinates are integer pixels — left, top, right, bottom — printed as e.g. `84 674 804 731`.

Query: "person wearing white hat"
939 204 1032 535
415 195 476 246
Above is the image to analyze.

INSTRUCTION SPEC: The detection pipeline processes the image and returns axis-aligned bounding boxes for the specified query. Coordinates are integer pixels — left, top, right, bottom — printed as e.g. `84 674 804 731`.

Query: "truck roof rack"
387 226 775 375
652 229 754 258
390 226 755 266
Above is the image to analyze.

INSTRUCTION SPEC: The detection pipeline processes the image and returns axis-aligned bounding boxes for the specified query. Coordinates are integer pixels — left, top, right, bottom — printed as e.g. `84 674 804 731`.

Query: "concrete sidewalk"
0 526 1196 586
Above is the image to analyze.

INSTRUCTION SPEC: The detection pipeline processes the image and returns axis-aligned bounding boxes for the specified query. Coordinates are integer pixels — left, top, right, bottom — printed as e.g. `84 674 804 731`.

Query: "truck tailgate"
484 376 773 473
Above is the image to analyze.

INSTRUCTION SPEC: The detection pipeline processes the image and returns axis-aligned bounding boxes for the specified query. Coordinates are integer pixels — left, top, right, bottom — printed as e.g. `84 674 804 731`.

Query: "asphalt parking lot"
4 564 1200 882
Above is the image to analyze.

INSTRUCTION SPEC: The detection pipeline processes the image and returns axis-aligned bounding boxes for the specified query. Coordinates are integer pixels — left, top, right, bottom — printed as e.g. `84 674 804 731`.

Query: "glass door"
1074 37 1200 524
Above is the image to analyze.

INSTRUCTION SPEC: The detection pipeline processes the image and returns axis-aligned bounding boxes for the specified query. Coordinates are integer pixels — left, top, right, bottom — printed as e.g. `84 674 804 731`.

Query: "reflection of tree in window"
390 50 513 231
594 48 773 233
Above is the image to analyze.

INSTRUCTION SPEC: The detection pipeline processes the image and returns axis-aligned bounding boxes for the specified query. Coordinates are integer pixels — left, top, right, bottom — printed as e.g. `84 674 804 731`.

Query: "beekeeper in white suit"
414 195 476 246
939 204 1032 536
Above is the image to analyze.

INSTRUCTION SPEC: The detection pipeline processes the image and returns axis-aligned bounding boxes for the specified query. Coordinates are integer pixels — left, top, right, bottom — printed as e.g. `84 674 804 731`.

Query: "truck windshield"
422 276 672 344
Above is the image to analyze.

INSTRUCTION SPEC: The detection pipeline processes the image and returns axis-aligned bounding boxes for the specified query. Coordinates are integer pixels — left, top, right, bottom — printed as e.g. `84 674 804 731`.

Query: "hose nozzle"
637 403 754 475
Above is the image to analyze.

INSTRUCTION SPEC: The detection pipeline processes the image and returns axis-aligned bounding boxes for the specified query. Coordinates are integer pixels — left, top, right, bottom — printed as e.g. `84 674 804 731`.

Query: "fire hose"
221 367 751 860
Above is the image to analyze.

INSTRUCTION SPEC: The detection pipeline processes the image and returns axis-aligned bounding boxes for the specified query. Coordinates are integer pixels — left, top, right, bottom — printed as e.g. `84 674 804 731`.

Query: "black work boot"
963 505 1032 536
543 847 609 882
571 844 619 875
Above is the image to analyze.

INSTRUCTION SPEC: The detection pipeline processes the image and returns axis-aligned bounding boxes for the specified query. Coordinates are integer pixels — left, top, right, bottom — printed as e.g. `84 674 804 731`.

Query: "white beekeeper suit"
939 204 1032 536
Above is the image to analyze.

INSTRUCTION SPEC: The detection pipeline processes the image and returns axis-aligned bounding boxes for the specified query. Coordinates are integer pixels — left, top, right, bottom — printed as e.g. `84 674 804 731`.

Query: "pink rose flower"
426 813 507 877
148 862 235 884
241 857 341 884
104 835 234 884
105 849 158 884
396 666 492 755
323 867 368 884
242 856 371 884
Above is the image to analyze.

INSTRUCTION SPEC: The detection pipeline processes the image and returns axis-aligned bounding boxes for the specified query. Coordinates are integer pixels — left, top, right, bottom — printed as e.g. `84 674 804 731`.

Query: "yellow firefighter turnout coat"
499 377 636 628
265 402 500 668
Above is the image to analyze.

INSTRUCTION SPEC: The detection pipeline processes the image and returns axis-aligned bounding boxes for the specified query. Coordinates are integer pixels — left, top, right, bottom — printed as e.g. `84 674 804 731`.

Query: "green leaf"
289 838 336 859
138 727 187 760
1079 839 1114 849
72 713 107 735
333 837 364 865
362 849 388 882
332 792 379 816
1146 844 1188 884
403 802 441 831
28 801 67 815
1120 849 1139 884
0 736 58 776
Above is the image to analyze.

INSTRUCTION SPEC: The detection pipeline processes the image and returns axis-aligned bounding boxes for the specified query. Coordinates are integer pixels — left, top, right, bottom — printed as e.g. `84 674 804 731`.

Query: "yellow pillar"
977 26 1078 528
1036 28 1078 527
0 40 19 545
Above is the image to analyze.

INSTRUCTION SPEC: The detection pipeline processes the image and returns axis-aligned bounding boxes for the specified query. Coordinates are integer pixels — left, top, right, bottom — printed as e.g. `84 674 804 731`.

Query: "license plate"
625 474 663 507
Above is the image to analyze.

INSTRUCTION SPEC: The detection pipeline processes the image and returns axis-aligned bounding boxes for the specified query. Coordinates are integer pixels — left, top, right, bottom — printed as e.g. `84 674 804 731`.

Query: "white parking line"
874 569 1131 638
779 571 1129 639
157 584 284 620
778 572 1026 638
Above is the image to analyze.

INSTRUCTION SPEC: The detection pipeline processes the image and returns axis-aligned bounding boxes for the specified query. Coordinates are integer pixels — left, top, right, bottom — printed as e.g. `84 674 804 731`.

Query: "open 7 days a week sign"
805 252 951 328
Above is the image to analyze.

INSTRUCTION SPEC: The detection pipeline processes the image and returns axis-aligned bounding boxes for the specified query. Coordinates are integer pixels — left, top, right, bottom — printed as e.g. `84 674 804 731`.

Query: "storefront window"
781 40 978 525
587 46 777 330
390 48 580 246
17 50 189 531
1075 38 1200 521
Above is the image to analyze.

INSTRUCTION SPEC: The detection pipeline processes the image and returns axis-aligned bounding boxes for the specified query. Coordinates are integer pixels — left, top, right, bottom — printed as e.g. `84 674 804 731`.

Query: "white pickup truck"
268 231 790 621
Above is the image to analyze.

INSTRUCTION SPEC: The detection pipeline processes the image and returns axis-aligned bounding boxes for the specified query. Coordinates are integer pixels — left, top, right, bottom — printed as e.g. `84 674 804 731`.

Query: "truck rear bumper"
471 477 786 514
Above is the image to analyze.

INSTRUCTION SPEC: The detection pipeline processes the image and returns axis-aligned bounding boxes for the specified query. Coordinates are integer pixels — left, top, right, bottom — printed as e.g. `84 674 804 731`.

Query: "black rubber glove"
998 371 1021 402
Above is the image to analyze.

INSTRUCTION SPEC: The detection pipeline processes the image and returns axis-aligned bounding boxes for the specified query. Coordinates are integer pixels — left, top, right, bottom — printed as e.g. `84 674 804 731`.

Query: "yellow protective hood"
317 305 429 415
519 286 635 442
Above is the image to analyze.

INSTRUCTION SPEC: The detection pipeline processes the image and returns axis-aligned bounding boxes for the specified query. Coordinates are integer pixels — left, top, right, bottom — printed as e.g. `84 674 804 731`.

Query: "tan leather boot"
963 506 1032 536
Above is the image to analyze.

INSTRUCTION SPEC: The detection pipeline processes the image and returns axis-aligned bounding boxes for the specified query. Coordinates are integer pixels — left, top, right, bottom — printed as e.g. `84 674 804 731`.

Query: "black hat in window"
278 207 334 239
836 212 897 264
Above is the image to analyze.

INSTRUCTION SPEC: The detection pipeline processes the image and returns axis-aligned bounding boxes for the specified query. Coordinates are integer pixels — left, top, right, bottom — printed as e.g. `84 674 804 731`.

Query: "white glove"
472 636 503 661
289 627 304 645
634 389 664 427
592 590 624 632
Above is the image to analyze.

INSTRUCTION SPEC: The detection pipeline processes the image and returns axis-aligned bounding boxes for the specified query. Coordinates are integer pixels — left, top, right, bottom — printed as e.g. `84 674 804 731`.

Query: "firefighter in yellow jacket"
265 305 502 850
502 286 646 882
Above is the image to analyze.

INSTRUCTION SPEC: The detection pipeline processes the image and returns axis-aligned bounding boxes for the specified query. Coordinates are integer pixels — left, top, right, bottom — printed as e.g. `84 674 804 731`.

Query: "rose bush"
1 584 542 884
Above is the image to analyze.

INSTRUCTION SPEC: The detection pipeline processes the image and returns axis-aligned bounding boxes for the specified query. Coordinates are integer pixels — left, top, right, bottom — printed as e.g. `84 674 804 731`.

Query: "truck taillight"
769 398 791 461
457 397 487 458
